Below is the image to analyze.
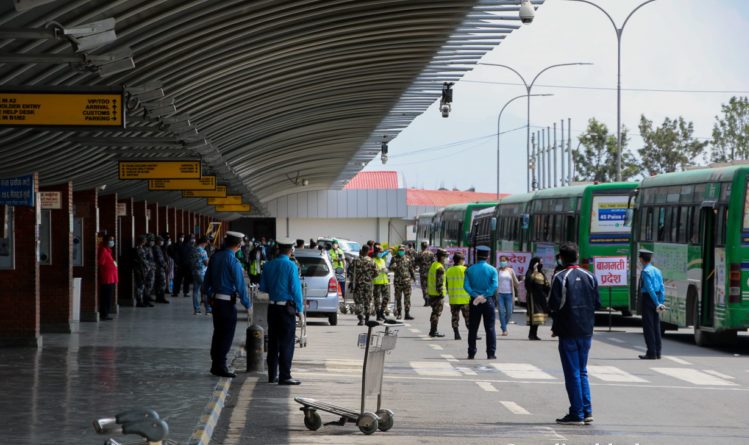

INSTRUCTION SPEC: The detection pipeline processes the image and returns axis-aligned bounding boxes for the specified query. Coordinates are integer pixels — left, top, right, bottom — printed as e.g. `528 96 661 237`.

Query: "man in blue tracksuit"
203 231 251 378
638 248 666 360
548 243 600 426
260 237 304 385
464 246 499 360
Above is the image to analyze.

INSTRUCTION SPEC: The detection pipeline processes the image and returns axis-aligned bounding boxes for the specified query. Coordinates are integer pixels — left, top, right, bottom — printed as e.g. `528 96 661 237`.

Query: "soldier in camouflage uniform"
133 235 153 307
143 234 157 306
347 245 378 325
389 245 416 320
426 249 448 337
417 241 435 306
152 235 170 304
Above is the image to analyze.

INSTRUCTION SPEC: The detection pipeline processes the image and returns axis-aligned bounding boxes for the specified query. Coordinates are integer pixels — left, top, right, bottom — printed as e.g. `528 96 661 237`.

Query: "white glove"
657 304 667 313
473 296 487 305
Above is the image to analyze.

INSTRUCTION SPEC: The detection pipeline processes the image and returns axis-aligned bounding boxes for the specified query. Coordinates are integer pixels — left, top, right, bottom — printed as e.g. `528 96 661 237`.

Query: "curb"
186 348 244 445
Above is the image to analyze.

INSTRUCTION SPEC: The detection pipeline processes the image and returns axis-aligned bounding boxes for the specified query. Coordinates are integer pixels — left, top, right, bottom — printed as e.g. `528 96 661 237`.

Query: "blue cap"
476 246 491 252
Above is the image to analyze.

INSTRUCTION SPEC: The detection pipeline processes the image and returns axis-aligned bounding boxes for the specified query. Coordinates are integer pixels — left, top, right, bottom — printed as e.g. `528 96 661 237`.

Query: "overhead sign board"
0 175 34 206
207 195 243 206
593 256 628 287
0 90 124 127
214 204 251 213
118 160 201 180
39 191 62 209
182 185 227 198
148 176 216 191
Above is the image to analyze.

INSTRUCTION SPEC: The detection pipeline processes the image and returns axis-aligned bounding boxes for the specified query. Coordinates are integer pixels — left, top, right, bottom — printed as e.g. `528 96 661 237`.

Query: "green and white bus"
487 183 637 309
415 212 435 247
436 203 497 248
631 165 749 345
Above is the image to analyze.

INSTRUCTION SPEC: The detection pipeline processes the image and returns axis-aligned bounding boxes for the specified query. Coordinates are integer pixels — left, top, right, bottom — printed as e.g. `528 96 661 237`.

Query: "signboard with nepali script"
497 251 532 276
593 256 628 287
0 174 34 206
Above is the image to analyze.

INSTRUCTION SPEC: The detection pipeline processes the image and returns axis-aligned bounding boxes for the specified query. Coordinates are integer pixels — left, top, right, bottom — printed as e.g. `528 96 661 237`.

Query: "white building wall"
276 217 408 246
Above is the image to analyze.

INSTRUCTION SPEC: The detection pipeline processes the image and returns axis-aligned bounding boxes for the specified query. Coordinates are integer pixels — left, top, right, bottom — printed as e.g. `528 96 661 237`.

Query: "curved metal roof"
0 0 541 218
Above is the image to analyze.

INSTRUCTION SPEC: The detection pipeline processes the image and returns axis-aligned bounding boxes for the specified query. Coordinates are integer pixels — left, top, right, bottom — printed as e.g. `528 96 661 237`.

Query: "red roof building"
343 171 399 189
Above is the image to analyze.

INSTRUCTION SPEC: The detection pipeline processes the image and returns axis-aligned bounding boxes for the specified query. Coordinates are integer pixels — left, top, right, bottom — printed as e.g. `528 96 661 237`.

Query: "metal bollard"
246 324 265 372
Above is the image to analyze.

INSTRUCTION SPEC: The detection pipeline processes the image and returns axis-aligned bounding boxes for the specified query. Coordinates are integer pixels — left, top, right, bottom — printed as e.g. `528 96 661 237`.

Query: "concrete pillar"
176 209 183 236
134 201 148 237
187 211 193 235
99 193 119 313
0 173 41 347
148 202 159 235
73 188 99 322
39 182 75 333
117 198 135 306
158 205 168 236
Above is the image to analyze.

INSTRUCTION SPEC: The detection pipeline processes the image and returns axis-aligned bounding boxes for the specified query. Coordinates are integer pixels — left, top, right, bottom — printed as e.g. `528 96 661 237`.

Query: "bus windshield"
590 195 631 234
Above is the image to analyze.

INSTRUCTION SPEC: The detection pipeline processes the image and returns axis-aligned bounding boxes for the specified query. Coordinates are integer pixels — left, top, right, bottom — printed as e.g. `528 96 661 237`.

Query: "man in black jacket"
548 243 600 426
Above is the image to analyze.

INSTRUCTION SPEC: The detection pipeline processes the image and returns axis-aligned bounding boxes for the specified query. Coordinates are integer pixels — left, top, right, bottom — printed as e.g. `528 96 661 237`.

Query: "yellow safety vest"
427 262 446 297
446 265 470 305
330 248 344 269
373 257 389 285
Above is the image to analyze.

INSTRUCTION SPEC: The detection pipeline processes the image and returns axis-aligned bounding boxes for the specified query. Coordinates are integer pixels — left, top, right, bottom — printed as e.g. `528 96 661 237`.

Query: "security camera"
440 104 451 118
381 139 389 164
381 153 388 164
302 179 309 186
519 0 535 24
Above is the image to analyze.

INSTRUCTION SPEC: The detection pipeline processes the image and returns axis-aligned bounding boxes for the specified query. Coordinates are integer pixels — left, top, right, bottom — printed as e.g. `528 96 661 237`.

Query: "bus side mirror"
490 217 497 231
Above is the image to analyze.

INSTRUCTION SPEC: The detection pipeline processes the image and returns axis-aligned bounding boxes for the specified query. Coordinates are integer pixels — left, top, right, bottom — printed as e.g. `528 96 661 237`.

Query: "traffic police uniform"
464 246 499 359
329 240 346 299
373 253 391 320
427 249 448 337
260 237 304 385
638 249 666 359
203 231 251 378
446 258 470 340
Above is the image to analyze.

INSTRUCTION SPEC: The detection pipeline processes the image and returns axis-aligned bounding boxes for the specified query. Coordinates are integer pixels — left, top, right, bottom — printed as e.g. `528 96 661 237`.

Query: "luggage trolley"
294 320 402 435
297 280 308 348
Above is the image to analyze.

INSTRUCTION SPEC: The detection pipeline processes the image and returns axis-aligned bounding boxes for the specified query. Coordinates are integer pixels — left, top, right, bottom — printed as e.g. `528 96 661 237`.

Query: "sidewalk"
0 296 242 445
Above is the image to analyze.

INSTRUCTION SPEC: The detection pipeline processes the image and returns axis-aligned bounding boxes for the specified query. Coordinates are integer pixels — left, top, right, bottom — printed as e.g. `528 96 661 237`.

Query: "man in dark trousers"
638 248 666 360
260 237 304 385
548 243 600 426
464 246 498 359
203 231 251 378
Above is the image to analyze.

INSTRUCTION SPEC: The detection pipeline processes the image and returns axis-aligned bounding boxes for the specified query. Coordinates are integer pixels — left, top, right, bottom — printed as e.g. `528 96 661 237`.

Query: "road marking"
608 337 625 343
587 365 648 383
663 356 692 365
410 361 461 377
633 345 646 351
441 354 459 362
500 400 531 415
491 363 556 380
476 381 497 392
429 344 444 350
704 370 735 380
456 366 477 376
325 359 361 373
408 328 420 333
652 368 738 386
404 323 411 327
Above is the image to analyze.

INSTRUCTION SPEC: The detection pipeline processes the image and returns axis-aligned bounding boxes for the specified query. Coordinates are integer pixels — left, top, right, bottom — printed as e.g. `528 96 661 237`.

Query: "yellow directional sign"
207 195 243 206
148 176 216 191
182 185 227 198
119 160 201 180
0 91 124 127
214 204 251 213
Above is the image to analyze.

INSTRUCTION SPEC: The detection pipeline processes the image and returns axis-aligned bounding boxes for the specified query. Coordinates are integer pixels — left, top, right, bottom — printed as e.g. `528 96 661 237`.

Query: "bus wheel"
692 299 711 347
713 330 737 345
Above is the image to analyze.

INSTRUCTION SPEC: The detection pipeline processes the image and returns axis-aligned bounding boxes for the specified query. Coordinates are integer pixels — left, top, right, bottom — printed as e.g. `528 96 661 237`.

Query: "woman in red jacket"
98 235 119 320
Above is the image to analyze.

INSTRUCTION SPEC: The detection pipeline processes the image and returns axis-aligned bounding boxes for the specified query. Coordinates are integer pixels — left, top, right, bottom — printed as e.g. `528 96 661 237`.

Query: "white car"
295 248 341 326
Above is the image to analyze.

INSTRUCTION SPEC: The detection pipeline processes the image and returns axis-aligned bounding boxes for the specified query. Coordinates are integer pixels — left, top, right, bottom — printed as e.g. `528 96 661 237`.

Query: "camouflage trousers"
373 284 390 315
450 304 470 330
154 270 167 300
144 270 155 302
419 273 429 304
353 285 372 318
134 274 145 304
393 283 412 318
429 296 444 332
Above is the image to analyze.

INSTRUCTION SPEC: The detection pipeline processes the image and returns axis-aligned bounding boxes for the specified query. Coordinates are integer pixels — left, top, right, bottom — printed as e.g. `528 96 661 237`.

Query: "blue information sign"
0 174 34 206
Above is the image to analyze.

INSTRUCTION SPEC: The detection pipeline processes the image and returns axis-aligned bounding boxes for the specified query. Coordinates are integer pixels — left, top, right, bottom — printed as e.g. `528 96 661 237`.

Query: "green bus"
415 212 435 247
484 183 637 309
631 165 749 345
436 203 497 248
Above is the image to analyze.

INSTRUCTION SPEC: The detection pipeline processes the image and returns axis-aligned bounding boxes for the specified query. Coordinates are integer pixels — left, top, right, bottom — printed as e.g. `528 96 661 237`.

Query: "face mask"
398 251 405 257
556 258 562 266
499 261 508 268
165 240 171 246
178 238 184 243
107 240 115 248
148 241 155 247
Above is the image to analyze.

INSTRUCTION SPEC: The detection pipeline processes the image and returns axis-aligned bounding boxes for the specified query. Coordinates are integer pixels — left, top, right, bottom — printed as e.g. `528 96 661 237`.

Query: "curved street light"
479 62 592 191
497 93 553 200
564 0 657 181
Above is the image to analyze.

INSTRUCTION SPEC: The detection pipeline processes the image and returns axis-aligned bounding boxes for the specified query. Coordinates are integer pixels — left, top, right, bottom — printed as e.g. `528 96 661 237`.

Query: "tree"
572 118 639 182
711 96 749 162
638 115 708 175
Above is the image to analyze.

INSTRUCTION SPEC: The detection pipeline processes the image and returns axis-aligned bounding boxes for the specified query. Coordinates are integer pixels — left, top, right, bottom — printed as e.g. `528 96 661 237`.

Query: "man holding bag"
464 246 499 360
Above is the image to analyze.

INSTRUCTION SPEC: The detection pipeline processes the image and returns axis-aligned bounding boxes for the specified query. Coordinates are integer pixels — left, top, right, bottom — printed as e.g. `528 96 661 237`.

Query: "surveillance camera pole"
565 0 657 182
480 62 591 192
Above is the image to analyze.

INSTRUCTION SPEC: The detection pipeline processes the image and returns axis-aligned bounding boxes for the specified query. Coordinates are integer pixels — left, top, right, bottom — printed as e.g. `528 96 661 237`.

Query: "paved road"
212 297 749 445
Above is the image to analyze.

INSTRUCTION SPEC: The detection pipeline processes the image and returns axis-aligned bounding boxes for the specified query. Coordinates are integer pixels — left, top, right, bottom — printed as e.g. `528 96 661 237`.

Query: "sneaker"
193 311 200 316
584 414 594 424
501 331 508 337
556 414 585 426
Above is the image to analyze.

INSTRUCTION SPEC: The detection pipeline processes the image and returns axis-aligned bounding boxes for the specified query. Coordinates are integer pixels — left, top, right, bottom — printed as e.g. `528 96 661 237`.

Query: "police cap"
225 231 244 245
276 237 295 247
638 248 654 261
476 245 491 258
436 248 448 259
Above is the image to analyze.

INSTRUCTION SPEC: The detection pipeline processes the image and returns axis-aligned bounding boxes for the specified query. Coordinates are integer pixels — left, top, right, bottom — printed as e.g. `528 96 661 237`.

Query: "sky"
364 0 749 195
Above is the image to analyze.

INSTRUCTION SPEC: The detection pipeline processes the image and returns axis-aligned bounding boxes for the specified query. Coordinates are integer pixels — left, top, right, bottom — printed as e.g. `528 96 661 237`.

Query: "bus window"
678 207 688 243
565 215 577 242
717 207 727 247
669 207 679 242
656 207 666 241
689 206 700 244
542 215 551 240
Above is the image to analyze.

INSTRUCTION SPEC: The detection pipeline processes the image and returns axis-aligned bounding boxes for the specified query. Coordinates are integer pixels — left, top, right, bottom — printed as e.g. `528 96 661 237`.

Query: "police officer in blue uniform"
464 246 499 360
203 231 251 378
260 237 304 385
638 248 666 360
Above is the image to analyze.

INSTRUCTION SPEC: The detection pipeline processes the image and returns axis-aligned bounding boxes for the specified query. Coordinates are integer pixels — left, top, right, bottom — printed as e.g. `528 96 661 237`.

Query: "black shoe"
454 329 462 340
269 377 279 383
100 316 112 321
529 336 541 341
467 355 475 360
211 368 236 378
429 332 445 338
584 414 594 424
171 294 180 298
357 318 364 326
405 313 414 320
155 299 170 304
556 414 585 425
656 355 661 359
638 355 657 360
423 302 430 307
487 355 497 360
136 302 146 308
279 379 301 385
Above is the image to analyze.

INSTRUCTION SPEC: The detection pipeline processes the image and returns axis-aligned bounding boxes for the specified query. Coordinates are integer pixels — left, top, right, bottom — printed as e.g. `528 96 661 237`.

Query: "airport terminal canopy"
0 0 541 217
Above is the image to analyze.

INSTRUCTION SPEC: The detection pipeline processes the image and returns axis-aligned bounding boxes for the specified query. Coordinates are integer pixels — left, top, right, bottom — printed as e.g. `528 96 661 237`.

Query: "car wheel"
328 312 338 326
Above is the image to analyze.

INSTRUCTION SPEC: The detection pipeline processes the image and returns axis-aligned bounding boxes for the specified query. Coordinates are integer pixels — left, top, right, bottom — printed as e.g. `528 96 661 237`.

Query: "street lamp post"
497 93 552 200
565 0 657 181
480 62 592 191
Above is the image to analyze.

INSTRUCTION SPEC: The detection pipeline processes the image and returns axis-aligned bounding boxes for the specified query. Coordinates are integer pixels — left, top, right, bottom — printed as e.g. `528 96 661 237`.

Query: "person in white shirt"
496 255 519 336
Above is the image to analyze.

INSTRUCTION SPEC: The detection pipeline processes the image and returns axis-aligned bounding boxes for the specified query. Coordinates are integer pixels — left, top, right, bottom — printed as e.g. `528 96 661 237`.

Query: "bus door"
699 204 716 328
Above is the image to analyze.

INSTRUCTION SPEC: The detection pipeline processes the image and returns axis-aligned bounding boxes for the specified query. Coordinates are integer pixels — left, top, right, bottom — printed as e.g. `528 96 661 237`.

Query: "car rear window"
298 257 330 277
